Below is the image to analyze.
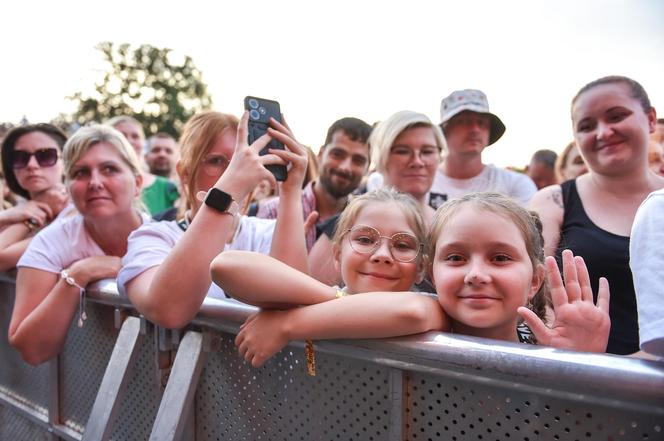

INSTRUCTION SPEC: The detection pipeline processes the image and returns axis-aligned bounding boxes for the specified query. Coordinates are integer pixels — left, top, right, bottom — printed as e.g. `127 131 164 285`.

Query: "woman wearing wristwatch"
0 124 74 271
9 125 149 365
119 110 309 329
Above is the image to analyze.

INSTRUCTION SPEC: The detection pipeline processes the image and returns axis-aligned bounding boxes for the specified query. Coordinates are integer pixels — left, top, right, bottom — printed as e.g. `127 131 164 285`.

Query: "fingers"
304 211 319 234
248 132 274 155
574 255 593 303
34 202 54 221
267 148 304 170
250 353 266 368
545 256 567 310
561 249 581 302
517 306 551 345
237 111 250 149
267 127 304 156
269 116 294 139
596 277 610 314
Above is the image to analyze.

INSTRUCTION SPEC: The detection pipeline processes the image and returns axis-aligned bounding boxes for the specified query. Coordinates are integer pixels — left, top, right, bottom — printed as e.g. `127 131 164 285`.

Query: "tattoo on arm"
550 188 564 209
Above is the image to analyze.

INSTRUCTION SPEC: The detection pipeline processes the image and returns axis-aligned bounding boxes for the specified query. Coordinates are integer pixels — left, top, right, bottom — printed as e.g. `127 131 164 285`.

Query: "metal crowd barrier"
1 274 663 441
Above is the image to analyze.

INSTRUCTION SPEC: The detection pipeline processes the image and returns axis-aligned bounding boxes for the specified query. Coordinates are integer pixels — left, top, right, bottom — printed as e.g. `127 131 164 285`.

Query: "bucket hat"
439 89 506 145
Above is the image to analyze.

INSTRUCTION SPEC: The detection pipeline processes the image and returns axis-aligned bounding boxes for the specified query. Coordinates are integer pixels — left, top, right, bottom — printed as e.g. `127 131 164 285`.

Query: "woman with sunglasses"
119 111 309 329
0 124 73 271
9 125 150 365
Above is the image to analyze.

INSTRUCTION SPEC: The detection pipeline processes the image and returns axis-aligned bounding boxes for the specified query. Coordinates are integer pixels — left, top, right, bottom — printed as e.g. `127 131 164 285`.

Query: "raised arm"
236 292 448 367
518 250 610 353
125 113 285 329
9 256 121 365
211 250 336 308
265 117 309 273
529 184 564 257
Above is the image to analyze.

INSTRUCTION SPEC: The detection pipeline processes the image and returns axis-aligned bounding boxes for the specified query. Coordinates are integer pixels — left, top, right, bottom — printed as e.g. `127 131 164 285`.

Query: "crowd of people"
2 75 663 368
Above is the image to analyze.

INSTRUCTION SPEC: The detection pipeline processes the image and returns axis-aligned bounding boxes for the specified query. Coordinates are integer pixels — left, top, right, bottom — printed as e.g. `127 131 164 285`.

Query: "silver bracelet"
61 269 87 327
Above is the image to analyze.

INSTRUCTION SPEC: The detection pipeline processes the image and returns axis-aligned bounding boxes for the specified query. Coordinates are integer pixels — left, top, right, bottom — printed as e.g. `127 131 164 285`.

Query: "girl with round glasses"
0 124 73 271
211 188 448 367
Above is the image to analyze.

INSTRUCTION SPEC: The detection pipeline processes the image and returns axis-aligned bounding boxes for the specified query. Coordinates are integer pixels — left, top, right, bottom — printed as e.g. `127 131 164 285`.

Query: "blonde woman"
9 125 149 365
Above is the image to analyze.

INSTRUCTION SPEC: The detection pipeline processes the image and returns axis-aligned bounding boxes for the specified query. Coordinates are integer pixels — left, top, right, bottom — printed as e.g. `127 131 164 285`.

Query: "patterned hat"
439 89 506 146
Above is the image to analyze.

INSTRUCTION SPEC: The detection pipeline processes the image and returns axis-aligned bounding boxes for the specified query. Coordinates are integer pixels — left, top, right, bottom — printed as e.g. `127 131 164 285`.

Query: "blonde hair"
63 125 142 179
106 115 145 139
178 111 239 213
428 193 551 320
332 187 428 275
555 141 582 182
62 125 144 210
369 111 447 174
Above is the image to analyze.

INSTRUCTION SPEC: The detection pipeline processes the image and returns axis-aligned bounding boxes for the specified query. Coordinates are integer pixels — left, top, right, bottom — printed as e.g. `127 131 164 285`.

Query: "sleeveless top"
556 180 638 354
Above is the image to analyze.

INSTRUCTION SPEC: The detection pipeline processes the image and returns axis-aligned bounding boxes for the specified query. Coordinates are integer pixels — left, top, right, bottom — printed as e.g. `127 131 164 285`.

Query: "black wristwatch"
201 188 239 217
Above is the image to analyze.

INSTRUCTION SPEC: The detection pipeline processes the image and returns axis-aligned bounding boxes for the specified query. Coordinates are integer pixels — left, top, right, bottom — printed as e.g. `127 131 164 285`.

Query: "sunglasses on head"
11 148 59 169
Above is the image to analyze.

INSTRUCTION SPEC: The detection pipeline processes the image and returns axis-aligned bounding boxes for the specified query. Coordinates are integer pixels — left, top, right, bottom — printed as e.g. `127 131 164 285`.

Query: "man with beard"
429 89 536 206
257 117 372 250
145 133 179 179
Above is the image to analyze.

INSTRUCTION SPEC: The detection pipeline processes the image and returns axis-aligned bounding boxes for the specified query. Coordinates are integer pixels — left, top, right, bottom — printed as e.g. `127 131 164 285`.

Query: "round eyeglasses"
346 225 422 263
12 148 59 169
201 154 230 177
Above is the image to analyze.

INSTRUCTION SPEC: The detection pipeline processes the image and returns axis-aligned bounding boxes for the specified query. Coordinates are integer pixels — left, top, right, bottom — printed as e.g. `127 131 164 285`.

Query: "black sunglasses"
11 148 59 169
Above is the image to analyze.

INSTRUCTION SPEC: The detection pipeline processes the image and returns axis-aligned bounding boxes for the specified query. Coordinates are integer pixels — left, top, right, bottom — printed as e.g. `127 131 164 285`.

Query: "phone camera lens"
259 106 267 115
249 109 260 120
248 99 259 109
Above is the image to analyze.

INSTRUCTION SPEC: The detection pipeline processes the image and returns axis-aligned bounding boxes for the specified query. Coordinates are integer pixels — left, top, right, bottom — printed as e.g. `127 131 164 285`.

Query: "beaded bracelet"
61 269 87 327
305 289 347 377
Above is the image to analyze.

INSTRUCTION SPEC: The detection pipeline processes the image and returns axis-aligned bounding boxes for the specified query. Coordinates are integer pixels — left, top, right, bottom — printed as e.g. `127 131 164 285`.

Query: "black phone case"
244 96 288 181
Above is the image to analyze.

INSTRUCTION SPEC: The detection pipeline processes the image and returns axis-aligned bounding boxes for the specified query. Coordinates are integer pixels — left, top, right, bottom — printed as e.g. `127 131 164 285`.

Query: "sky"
1 0 663 167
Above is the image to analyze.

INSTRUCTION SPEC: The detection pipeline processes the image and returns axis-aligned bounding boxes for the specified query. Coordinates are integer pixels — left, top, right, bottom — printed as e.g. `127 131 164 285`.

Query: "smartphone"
244 96 288 181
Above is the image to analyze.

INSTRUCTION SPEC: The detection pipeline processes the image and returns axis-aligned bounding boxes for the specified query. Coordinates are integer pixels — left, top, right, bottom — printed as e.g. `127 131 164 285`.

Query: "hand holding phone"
244 96 288 181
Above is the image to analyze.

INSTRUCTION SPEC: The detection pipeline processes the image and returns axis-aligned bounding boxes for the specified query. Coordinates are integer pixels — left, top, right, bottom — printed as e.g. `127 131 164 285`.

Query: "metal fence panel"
0 404 53 441
0 280 49 418
107 322 164 441
194 333 395 441
404 370 664 441
59 302 118 434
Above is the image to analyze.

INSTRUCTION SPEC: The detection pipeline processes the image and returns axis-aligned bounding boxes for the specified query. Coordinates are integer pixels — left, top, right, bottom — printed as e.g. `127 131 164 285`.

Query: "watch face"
205 188 233 213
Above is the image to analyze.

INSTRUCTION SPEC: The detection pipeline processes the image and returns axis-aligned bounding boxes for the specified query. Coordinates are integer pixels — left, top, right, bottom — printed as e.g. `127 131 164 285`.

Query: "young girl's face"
335 201 421 294
431 205 543 341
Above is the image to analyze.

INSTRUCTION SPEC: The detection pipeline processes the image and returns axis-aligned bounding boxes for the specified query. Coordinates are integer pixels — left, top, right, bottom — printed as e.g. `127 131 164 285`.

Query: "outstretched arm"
211 250 336 309
236 292 448 367
518 249 610 353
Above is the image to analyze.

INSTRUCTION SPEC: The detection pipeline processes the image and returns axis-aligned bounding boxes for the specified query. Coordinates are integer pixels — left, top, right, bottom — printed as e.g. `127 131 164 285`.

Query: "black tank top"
556 180 638 355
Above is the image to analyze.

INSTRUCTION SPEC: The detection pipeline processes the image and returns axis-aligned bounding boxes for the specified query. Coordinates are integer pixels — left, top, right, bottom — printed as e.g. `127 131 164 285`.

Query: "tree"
69 42 213 137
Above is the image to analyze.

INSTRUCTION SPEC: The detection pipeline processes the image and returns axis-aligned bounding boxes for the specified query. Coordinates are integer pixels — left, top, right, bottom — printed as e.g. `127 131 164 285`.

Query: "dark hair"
530 149 557 169
322 117 372 148
1 124 67 199
572 75 652 114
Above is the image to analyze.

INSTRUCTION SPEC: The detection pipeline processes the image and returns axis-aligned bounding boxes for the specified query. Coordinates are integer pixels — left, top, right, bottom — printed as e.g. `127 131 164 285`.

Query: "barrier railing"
1 275 663 441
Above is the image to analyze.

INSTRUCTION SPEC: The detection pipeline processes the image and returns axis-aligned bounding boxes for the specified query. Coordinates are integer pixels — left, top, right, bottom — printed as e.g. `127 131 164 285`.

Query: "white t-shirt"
117 215 275 300
630 188 664 356
429 164 537 206
17 212 151 273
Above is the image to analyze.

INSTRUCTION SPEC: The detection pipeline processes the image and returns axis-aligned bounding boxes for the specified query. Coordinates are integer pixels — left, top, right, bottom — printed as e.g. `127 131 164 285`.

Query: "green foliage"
69 42 213 137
